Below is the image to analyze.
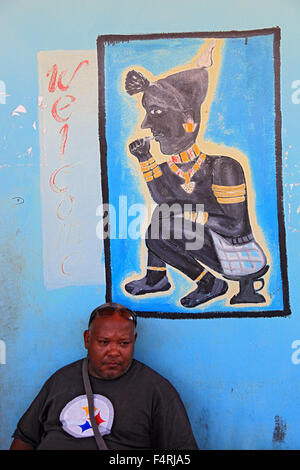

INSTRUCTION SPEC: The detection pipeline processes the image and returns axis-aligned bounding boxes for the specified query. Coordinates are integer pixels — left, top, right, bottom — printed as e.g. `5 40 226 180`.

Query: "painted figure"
124 42 269 308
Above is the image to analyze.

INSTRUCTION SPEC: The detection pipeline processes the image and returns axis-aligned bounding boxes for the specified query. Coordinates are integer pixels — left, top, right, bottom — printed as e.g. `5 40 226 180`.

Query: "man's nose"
107 343 120 356
141 114 151 129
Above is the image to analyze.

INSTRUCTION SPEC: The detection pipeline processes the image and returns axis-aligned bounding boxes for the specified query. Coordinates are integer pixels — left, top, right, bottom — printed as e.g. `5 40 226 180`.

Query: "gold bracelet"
140 157 162 182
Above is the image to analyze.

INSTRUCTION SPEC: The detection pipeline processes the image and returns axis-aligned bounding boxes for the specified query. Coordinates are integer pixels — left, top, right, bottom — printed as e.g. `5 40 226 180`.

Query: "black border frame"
97 27 291 320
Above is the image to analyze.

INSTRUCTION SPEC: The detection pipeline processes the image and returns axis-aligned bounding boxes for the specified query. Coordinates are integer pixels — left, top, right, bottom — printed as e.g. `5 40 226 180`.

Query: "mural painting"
97 29 290 319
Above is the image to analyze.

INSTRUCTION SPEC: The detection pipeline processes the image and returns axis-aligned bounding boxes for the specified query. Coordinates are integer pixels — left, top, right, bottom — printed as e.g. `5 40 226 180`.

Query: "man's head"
84 303 137 380
125 67 209 155
140 84 197 155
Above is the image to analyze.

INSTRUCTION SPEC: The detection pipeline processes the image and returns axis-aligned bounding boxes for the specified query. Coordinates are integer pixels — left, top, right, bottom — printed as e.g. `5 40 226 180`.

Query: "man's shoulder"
209 154 243 171
45 359 83 386
132 359 179 394
132 358 165 378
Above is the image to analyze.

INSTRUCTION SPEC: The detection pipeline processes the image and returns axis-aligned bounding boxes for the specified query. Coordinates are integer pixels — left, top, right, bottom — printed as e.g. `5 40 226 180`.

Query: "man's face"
141 86 197 155
83 312 137 380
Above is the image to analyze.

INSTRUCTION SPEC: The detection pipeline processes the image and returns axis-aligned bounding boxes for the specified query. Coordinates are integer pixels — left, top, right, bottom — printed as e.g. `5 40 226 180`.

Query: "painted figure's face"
141 85 197 155
84 312 137 380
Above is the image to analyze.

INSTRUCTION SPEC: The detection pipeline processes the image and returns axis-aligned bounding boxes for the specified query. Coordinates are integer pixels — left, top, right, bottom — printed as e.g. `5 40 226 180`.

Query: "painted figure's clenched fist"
129 138 151 161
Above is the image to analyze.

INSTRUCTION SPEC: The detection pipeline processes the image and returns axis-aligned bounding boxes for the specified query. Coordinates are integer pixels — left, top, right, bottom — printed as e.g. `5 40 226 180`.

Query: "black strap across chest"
82 358 108 450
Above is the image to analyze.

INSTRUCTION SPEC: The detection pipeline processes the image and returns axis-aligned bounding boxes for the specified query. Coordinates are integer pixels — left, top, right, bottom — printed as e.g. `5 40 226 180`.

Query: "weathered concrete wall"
0 0 299 450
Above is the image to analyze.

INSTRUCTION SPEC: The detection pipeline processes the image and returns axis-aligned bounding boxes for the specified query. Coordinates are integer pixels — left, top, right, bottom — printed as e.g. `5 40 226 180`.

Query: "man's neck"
170 143 201 164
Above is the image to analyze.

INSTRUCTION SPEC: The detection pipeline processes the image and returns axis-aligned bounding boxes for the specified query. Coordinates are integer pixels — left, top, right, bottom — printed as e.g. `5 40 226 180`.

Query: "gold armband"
212 183 246 204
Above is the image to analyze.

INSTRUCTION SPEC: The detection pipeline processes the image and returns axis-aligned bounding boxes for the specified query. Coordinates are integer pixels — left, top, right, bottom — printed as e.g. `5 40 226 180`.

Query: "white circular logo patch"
59 394 114 438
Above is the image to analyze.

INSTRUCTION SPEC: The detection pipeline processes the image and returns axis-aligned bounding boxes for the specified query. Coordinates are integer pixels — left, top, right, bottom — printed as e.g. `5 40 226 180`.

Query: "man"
10 303 198 450
124 46 268 307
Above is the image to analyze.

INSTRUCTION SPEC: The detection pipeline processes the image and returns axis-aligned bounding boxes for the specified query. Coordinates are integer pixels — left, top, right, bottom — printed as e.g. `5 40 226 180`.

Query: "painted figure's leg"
124 250 171 295
146 234 228 307
125 211 228 306
180 270 228 308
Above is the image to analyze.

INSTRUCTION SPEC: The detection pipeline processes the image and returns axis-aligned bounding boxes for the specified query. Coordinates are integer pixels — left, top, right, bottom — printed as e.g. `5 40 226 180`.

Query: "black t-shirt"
12 358 198 450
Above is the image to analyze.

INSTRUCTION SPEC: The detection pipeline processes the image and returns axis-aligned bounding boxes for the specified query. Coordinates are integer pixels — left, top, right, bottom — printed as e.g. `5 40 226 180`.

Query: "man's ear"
83 330 90 350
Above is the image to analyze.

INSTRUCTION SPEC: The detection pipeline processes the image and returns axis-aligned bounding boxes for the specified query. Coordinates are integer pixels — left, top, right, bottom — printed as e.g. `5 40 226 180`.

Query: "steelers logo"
59 394 114 438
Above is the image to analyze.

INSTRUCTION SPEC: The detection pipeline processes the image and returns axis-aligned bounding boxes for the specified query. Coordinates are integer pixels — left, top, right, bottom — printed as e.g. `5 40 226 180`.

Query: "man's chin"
102 371 122 379
159 138 195 156
100 364 124 379
89 364 121 380
159 144 174 155
89 359 134 380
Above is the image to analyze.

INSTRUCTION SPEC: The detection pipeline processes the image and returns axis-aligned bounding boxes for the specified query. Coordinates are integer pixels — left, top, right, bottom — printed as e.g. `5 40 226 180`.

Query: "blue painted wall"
0 0 300 450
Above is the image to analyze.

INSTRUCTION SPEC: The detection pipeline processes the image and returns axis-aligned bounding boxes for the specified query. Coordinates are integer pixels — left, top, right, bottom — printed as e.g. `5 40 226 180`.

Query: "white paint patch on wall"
0 80 7 104
38 50 105 289
0 340 6 365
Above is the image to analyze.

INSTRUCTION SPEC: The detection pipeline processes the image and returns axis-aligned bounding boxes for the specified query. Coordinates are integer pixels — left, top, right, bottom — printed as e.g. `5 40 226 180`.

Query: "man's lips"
152 132 164 140
103 362 122 367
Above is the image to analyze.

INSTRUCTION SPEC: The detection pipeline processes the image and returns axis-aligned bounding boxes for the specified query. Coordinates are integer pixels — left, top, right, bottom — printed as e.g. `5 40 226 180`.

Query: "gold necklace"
170 144 201 164
167 152 206 193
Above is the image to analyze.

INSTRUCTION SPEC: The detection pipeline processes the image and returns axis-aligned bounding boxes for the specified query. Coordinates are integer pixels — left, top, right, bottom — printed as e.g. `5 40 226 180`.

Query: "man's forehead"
91 313 135 333
142 85 179 111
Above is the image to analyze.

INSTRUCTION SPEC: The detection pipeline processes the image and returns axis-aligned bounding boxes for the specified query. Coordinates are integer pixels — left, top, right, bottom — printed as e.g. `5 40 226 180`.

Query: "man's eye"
150 109 163 115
